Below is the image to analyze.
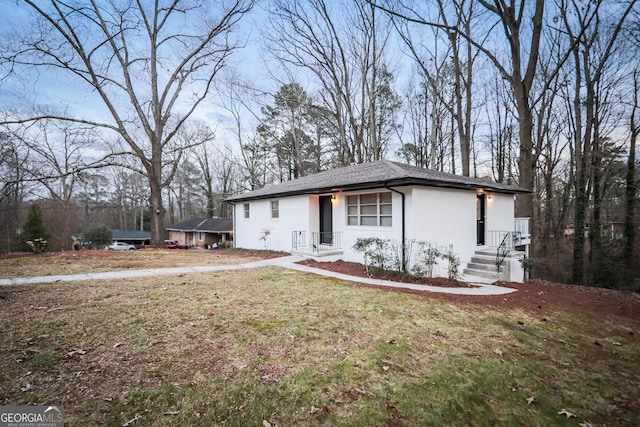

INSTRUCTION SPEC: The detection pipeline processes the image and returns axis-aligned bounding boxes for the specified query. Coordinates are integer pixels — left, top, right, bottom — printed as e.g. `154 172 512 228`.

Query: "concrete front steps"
291 248 343 262
463 248 526 281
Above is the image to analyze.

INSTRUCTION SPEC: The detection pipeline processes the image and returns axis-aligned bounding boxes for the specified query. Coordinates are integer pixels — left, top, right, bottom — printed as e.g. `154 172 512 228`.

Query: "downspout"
229 202 236 249
385 186 406 272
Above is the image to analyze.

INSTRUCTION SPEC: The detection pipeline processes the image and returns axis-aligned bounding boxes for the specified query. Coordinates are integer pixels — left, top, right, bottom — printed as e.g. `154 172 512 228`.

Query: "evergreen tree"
20 204 51 253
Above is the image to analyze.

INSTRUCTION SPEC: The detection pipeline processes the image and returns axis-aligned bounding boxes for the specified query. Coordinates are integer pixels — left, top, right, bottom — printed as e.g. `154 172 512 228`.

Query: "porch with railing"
488 218 531 249
485 217 530 273
292 230 342 255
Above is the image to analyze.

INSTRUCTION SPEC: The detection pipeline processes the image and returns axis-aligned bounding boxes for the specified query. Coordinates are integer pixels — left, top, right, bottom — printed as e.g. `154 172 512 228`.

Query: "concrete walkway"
0 255 516 296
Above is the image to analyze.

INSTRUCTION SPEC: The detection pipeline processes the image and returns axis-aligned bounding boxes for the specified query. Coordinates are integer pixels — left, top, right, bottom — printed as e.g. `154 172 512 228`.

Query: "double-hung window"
347 192 392 226
271 200 279 218
243 203 250 219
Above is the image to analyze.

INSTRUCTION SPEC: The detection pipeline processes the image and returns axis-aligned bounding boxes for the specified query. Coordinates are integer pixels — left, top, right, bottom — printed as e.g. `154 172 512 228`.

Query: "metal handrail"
310 231 341 253
292 230 306 250
292 230 341 253
496 232 511 272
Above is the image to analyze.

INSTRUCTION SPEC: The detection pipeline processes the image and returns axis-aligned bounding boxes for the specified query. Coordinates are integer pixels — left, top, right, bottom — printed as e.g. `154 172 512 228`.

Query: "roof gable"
226 160 528 202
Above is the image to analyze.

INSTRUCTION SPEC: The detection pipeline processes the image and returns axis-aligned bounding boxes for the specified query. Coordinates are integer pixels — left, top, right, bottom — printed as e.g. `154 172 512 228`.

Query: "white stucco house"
226 160 531 282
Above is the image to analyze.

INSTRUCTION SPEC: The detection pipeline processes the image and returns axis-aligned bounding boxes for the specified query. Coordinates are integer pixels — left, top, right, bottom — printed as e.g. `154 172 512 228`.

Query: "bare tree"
77 172 111 225
623 70 639 274
370 0 546 213
214 74 272 191
483 73 518 185
560 0 637 284
0 132 29 252
211 144 238 218
267 0 398 165
13 120 106 204
187 121 219 218
391 0 479 176
396 77 431 168
1 0 254 246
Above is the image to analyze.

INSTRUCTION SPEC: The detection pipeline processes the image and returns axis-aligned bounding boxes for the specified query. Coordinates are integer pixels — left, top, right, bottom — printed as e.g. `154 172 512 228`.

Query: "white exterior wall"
233 195 311 251
485 192 516 236
309 195 320 233
409 187 477 272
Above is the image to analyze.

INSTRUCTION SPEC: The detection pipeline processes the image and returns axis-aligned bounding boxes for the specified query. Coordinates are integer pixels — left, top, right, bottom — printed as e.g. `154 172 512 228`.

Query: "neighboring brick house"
166 218 233 249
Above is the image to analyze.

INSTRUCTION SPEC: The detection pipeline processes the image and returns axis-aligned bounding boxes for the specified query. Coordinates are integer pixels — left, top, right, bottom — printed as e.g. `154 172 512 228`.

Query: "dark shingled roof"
226 160 529 202
167 217 233 232
112 229 151 240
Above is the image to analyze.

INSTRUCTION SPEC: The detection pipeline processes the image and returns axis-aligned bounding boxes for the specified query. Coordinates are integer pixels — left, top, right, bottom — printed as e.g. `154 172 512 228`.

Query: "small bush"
412 242 442 278
352 237 391 277
353 238 461 283
26 238 48 253
443 245 461 283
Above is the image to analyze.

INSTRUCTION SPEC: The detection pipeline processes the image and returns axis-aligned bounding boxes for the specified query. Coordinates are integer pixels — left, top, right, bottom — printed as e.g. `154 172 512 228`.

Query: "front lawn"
0 253 638 426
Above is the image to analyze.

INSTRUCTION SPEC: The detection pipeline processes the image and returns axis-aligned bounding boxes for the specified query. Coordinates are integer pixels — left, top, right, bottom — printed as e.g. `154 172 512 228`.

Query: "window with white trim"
271 200 279 218
243 203 250 219
196 232 203 241
347 192 392 226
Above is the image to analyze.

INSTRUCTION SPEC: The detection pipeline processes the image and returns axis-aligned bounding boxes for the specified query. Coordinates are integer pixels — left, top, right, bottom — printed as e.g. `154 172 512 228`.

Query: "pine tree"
20 204 51 253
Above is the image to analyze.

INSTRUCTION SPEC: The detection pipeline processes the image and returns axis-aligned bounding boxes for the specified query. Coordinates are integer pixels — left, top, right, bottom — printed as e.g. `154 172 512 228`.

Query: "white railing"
488 230 516 250
515 217 530 238
488 218 531 249
514 217 531 245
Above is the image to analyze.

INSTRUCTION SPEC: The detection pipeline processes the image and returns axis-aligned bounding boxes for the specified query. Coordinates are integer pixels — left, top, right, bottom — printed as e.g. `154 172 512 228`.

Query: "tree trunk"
149 183 165 247
624 71 639 272
589 136 602 284
514 85 534 218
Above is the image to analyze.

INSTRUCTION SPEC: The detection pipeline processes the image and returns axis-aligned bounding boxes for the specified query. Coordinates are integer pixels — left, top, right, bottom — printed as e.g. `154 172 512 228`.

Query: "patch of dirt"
0 248 287 277
298 259 640 325
0 248 285 262
298 259 475 287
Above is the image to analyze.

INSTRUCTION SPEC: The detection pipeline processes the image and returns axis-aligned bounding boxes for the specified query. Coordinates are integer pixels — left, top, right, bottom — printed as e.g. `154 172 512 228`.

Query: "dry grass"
0 252 638 426
0 249 277 278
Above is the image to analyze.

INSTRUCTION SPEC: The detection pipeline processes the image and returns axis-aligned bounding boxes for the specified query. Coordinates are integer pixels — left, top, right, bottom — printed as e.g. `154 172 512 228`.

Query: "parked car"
107 242 136 251
164 240 189 249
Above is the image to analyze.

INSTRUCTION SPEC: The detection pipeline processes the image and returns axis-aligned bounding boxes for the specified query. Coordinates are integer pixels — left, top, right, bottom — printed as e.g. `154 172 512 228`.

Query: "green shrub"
352 237 391 277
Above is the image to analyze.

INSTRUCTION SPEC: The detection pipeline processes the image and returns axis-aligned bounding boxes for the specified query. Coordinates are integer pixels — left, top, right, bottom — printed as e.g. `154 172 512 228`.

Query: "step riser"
463 248 523 281
471 256 497 265
463 269 499 280
467 262 498 272
475 249 526 258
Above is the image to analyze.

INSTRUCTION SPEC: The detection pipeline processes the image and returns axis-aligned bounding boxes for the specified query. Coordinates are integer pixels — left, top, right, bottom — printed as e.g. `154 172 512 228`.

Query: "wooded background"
0 0 638 288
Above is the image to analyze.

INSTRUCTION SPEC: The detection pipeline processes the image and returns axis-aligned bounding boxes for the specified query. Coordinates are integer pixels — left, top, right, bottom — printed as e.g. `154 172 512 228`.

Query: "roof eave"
166 228 232 232
225 178 529 202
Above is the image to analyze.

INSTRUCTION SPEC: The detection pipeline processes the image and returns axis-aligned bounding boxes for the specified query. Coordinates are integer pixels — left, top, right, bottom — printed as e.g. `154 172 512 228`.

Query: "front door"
319 195 333 244
477 194 486 245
